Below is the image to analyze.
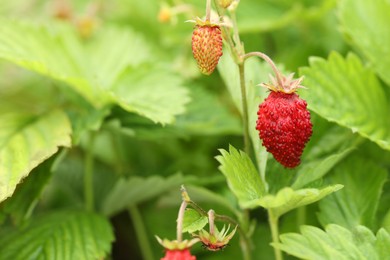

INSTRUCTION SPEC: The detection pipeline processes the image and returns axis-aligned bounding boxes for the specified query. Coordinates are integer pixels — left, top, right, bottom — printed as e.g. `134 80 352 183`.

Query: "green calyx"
155 236 200 250
193 225 237 251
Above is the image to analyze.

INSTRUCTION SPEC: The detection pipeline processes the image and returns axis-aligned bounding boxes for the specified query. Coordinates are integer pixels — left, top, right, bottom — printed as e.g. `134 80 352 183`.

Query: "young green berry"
191 19 223 75
256 74 312 168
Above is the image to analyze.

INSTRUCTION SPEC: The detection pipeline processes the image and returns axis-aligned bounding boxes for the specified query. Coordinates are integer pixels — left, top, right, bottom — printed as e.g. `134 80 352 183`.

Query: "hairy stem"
208 210 216 235
84 132 95 212
177 201 188 242
238 62 251 155
205 0 212 21
243 52 284 87
268 210 283 260
128 206 154 260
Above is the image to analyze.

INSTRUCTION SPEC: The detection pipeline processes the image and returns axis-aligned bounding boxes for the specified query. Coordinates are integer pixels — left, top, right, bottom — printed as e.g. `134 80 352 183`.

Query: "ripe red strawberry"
191 20 223 75
161 249 196 260
256 74 312 168
156 236 198 260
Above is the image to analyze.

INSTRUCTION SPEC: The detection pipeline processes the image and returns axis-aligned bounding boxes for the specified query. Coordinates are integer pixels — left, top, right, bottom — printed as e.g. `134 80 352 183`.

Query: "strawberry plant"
0 0 390 259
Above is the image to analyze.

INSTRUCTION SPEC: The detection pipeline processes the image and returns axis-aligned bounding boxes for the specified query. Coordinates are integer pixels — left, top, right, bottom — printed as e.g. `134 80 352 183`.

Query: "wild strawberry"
191 19 223 75
156 236 199 260
161 249 196 260
256 74 312 168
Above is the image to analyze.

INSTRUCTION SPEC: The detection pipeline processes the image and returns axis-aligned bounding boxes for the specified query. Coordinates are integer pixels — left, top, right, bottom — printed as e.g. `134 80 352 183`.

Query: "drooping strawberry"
161 249 196 260
156 236 198 260
256 74 312 168
191 19 223 75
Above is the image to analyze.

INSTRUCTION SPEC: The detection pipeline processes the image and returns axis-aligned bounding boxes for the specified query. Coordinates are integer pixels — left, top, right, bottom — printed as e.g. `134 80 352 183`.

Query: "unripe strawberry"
191 20 223 75
256 74 312 168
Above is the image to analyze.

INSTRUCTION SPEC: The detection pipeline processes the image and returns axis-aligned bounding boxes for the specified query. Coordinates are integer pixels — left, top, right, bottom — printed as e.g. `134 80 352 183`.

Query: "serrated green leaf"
182 208 208 233
111 65 190 125
318 155 387 230
216 145 266 208
175 85 241 135
339 0 390 86
274 224 390 260
0 211 114 260
102 173 194 216
292 147 354 189
0 109 71 203
245 185 343 218
376 229 390 260
300 52 390 150
0 19 189 124
0 159 53 225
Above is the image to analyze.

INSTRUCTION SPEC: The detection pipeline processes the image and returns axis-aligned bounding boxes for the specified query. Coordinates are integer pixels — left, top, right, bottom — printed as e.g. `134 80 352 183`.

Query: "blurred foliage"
0 0 389 259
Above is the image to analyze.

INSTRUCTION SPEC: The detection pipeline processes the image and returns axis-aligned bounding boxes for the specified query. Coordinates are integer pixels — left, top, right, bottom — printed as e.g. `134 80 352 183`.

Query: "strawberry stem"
205 0 212 22
238 63 251 156
128 206 154 260
208 210 216 235
243 52 284 88
177 200 187 242
268 209 284 260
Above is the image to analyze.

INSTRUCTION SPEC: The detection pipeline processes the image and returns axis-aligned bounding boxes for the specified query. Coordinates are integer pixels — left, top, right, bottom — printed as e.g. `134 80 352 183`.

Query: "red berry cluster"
256 91 312 168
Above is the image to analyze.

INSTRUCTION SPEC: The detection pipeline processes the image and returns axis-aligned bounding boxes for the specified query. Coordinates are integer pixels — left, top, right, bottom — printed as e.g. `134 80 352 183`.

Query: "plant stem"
238 62 251 155
208 210 216 235
297 206 306 227
128 206 154 260
230 10 244 57
84 132 95 212
268 210 283 260
177 201 188 242
205 0 212 21
243 52 284 87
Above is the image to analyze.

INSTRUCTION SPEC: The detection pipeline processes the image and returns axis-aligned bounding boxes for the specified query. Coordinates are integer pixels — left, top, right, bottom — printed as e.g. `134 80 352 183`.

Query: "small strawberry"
191 18 223 75
156 236 199 260
256 74 312 168
161 249 196 260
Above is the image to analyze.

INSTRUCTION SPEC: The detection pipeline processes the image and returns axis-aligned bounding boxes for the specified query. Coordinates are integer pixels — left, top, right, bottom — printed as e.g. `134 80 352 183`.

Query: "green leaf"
0 158 53 225
300 52 390 150
292 147 354 189
111 64 190 125
0 19 189 125
182 208 208 233
174 85 242 135
376 229 390 260
0 109 71 203
0 211 114 260
216 145 266 208
339 0 390 86
274 224 390 260
102 173 194 216
247 185 343 218
237 1 302 33
318 155 387 230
